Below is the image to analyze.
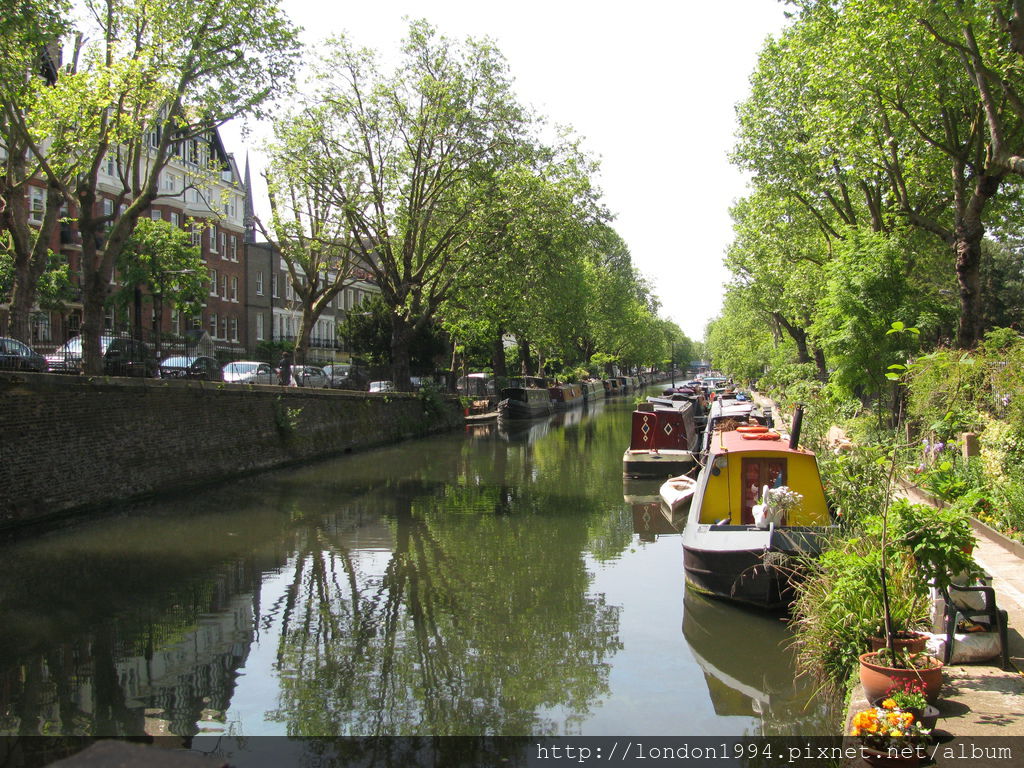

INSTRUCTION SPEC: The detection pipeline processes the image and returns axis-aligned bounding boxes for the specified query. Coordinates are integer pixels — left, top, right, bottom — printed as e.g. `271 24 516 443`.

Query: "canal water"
0 391 835 747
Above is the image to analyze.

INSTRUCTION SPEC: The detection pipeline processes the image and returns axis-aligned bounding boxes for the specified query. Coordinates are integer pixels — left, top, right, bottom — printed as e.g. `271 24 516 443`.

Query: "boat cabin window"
741 458 786 525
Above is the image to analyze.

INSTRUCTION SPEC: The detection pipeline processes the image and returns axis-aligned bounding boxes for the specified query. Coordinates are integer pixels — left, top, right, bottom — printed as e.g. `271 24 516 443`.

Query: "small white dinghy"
659 474 698 513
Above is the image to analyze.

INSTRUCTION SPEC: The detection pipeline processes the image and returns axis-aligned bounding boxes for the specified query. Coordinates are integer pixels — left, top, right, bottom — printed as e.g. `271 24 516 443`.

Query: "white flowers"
753 485 803 529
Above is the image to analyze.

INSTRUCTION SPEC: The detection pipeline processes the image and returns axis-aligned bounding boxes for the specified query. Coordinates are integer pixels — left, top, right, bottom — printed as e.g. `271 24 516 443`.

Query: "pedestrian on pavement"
278 350 293 386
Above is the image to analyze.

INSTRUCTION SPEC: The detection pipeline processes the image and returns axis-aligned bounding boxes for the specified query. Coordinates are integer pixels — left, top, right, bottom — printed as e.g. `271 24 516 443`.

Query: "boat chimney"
789 404 805 450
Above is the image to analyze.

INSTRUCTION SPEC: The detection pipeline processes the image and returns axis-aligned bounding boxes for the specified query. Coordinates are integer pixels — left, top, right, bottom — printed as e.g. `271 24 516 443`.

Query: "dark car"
322 363 369 390
0 337 47 372
46 335 157 377
159 355 223 381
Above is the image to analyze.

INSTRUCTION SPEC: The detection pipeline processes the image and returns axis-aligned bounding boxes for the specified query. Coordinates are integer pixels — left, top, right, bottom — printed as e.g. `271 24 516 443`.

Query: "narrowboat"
497 377 553 421
548 382 585 411
700 398 773 458
581 379 606 402
675 408 834 609
622 400 700 479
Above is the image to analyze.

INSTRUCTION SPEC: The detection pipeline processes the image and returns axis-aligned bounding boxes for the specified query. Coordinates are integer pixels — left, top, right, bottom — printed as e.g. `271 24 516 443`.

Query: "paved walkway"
846 480 1024 764
753 395 1024 760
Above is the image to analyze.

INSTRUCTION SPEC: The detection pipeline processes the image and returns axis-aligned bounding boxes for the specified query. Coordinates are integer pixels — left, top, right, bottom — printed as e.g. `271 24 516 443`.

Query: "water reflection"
623 478 682 542
0 402 632 740
0 394 831 746
681 590 835 735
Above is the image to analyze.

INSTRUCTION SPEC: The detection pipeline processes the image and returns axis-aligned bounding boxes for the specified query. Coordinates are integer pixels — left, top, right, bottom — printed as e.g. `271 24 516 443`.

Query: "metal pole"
671 342 675 388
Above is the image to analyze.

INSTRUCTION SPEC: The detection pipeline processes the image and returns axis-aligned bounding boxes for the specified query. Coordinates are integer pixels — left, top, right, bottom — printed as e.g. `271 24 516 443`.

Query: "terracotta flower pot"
869 631 928 654
859 651 944 705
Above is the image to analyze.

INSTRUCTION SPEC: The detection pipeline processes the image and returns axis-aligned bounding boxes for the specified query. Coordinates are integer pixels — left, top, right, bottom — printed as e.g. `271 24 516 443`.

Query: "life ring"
736 425 768 434
741 430 781 440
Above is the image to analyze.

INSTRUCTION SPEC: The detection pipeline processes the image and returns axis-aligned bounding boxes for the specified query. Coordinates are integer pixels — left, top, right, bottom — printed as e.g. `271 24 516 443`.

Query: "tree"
296 21 529 390
0 0 70 342
440 136 604 380
344 294 446 376
754 0 1024 347
15 0 299 372
112 217 206 358
257 106 365 364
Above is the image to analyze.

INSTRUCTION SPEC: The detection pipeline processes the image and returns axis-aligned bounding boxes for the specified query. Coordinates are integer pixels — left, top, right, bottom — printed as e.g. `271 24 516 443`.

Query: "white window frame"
28 187 45 223
209 269 218 297
209 313 218 339
256 313 265 341
255 271 264 296
230 275 238 302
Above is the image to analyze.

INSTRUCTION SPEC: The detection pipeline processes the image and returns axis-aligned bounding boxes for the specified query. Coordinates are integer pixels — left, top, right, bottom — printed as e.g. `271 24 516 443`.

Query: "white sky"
223 1 789 342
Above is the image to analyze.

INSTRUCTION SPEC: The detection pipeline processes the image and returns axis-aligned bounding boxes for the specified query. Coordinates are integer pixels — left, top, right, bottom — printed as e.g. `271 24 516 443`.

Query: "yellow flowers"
850 705 929 750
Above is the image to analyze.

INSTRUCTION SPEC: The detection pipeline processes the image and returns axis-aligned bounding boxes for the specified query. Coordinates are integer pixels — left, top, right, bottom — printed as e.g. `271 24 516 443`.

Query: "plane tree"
0 0 71 342
438 138 600 380
748 0 1024 348
296 21 531 390
257 107 366 364
13 0 299 372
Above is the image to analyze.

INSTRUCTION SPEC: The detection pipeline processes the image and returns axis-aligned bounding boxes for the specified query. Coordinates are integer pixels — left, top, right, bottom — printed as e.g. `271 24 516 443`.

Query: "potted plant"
859 324 951 703
850 704 931 767
871 678 940 730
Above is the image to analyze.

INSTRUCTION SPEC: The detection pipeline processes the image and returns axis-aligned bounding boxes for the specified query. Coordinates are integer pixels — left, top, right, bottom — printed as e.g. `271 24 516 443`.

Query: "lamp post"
671 342 675 388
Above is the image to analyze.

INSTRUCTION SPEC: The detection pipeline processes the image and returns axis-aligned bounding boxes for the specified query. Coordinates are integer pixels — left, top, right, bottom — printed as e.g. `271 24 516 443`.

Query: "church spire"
243 152 256 243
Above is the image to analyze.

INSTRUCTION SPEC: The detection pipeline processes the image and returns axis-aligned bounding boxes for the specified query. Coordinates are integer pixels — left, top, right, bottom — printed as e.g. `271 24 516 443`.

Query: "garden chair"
937 579 1010 669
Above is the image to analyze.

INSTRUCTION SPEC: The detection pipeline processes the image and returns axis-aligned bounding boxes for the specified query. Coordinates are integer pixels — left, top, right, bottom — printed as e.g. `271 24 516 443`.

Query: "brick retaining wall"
0 372 463 530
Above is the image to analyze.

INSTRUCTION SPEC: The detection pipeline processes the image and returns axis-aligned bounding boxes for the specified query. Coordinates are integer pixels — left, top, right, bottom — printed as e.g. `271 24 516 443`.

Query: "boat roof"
708 428 814 458
708 400 756 418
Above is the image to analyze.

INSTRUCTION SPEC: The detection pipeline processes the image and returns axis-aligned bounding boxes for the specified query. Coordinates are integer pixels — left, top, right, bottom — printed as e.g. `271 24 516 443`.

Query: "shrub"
790 528 930 692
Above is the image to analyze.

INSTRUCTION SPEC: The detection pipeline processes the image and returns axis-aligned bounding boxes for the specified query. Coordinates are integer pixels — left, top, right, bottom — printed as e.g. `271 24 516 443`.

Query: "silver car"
295 365 329 388
223 360 275 385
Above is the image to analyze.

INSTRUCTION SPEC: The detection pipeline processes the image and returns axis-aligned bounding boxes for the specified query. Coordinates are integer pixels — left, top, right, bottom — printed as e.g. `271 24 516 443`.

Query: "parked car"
46 335 157 377
294 365 329 388
368 380 395 393
322 363 369 390
0 337 47 372
222 360 275 385
159 355 223 381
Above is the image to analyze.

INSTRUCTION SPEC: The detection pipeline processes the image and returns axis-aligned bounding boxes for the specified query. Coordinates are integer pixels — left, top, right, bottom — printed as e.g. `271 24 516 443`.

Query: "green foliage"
112 218 206 315
791 530 930 692
889 500 982 591
344 294 446 375
272 396 302 437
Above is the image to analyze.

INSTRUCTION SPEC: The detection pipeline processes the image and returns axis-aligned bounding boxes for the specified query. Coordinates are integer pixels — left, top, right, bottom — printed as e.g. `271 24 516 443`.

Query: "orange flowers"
850 705 930 750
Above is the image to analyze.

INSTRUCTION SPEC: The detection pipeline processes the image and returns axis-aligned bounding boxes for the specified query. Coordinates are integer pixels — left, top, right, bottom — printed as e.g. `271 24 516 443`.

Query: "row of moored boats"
623 378 834 610
495 373 654 421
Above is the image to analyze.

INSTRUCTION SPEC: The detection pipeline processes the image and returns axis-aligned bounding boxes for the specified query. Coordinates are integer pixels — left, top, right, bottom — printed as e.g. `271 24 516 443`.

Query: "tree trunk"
80 268 109 375
518 339 535 376
5 182 63 343
772 312 812 364
491 330 507 381
294 304 316 365
953 228 984 350
813 345 828 382
390 312 414 390
952 172 1001 349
